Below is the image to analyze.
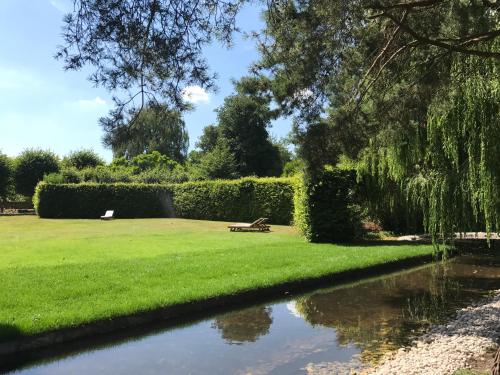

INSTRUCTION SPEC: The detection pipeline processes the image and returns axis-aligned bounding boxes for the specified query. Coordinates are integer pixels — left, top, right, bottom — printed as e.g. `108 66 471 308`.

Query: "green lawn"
0 216 433 342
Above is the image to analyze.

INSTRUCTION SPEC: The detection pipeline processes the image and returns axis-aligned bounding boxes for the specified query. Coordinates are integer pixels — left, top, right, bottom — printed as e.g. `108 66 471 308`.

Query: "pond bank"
369 290 500 375
0 252 435 358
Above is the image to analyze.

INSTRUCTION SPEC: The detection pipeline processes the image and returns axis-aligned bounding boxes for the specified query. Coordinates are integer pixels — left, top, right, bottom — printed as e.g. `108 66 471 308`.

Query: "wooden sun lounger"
228 218 270 232
100 210 114 220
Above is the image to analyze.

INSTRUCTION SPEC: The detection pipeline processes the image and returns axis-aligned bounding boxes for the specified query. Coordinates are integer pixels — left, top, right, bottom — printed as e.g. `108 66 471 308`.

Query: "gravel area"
397 232 500 241
369 290 500 375
304 291 500 375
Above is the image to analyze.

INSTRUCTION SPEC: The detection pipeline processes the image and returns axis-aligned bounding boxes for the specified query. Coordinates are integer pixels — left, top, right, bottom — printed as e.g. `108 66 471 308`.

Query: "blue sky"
0 0 291 161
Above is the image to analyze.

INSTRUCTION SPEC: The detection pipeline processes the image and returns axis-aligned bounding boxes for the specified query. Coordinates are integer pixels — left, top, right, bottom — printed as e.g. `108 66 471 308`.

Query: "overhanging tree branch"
381 11 500 59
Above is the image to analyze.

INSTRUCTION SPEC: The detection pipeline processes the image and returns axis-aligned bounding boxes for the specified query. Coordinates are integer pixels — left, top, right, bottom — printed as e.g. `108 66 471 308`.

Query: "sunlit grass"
0 216 433 341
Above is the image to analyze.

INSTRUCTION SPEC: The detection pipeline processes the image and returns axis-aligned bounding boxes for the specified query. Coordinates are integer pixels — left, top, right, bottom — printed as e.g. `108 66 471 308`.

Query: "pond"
3 250 500 375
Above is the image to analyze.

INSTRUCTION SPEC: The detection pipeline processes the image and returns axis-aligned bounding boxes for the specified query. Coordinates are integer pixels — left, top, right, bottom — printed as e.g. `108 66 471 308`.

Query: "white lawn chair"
100 210 114 220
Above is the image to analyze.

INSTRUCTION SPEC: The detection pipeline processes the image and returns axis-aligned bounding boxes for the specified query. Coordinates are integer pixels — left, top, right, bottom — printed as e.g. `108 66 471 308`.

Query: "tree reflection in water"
294 255 500 365
212 306 273 344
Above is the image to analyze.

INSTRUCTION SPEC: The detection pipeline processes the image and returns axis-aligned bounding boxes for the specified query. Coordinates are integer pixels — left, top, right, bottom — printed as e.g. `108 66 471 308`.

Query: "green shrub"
130 151 179 173
294 170 361 242
79 166 134 183
34 183 173 219
171 177 295 224
0 152 13 200
133 167 189 184
283 159 305 177
63 149 105 170
44 168 82 184
14 149 60 197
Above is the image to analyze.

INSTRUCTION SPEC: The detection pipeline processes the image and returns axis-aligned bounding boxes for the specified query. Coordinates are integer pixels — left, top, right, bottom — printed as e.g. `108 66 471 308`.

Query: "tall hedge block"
34 182 173 218
294 170 361 242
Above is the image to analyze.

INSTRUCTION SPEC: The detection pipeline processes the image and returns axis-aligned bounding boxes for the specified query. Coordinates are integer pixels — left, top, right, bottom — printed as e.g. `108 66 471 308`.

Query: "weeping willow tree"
361 45 500 244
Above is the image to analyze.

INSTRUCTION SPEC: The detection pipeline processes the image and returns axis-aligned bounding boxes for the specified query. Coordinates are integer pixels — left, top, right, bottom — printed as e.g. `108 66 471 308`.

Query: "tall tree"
256 0 500 159
196 125 220 153
256 1 500 238
216 94 281 176
362 50 500 241
193 139 240 180
193 76 286 177
101 105 189 161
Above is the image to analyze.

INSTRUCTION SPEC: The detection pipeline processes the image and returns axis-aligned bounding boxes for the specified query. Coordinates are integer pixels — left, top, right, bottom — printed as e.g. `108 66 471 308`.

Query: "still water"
4 251 500 375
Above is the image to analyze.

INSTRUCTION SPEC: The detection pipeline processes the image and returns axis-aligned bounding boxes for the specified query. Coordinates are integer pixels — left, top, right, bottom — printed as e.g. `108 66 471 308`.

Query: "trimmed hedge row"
34 174 360 242
34 183 173 219
172 178 295 225
34 178 295 224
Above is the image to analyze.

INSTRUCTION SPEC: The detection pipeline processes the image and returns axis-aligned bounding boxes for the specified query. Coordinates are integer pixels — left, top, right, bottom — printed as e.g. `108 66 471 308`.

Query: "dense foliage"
62 149 105 170
101 105 189 162
14 149 60 197
35 177 296 224
46 151 190 185
188 141 240 180
34 183 173 219
193 78 287 178
254 0 500 241
361 51 500 242
0 152 13 201
294 170 361 242
172 177 295 224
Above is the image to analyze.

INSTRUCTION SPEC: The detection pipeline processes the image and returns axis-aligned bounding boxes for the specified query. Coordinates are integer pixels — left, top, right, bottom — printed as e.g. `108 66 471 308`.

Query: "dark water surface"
4 251 500 375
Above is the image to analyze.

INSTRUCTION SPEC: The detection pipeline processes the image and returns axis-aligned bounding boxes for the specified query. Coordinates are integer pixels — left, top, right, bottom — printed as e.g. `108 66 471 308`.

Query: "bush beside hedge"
171 178 295 225
34 183 173 219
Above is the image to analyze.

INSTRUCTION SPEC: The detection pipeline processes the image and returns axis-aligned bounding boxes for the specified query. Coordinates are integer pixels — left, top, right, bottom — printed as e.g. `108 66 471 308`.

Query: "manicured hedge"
35 174 360 240
34 183 173 219
171 178 295 225
34 178 295 224
294 170 361 242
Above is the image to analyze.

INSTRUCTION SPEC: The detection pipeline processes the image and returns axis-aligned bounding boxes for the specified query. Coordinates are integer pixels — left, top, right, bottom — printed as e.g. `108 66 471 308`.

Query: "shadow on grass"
0 324 21 342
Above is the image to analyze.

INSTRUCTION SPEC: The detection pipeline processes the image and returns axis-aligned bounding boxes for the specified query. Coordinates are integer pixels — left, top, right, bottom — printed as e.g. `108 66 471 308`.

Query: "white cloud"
76 96 107 109
49 0 71 13
182 85 210 104
286 302 303 319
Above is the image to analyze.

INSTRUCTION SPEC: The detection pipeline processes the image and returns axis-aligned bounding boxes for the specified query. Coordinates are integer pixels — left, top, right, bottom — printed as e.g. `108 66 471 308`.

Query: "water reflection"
212 306 273 344
293 254 500 364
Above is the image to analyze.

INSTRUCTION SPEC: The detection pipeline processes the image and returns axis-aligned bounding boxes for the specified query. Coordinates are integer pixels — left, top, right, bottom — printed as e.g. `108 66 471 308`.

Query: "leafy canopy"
101 105 189 162
15 149 60 197
63 149 105 170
